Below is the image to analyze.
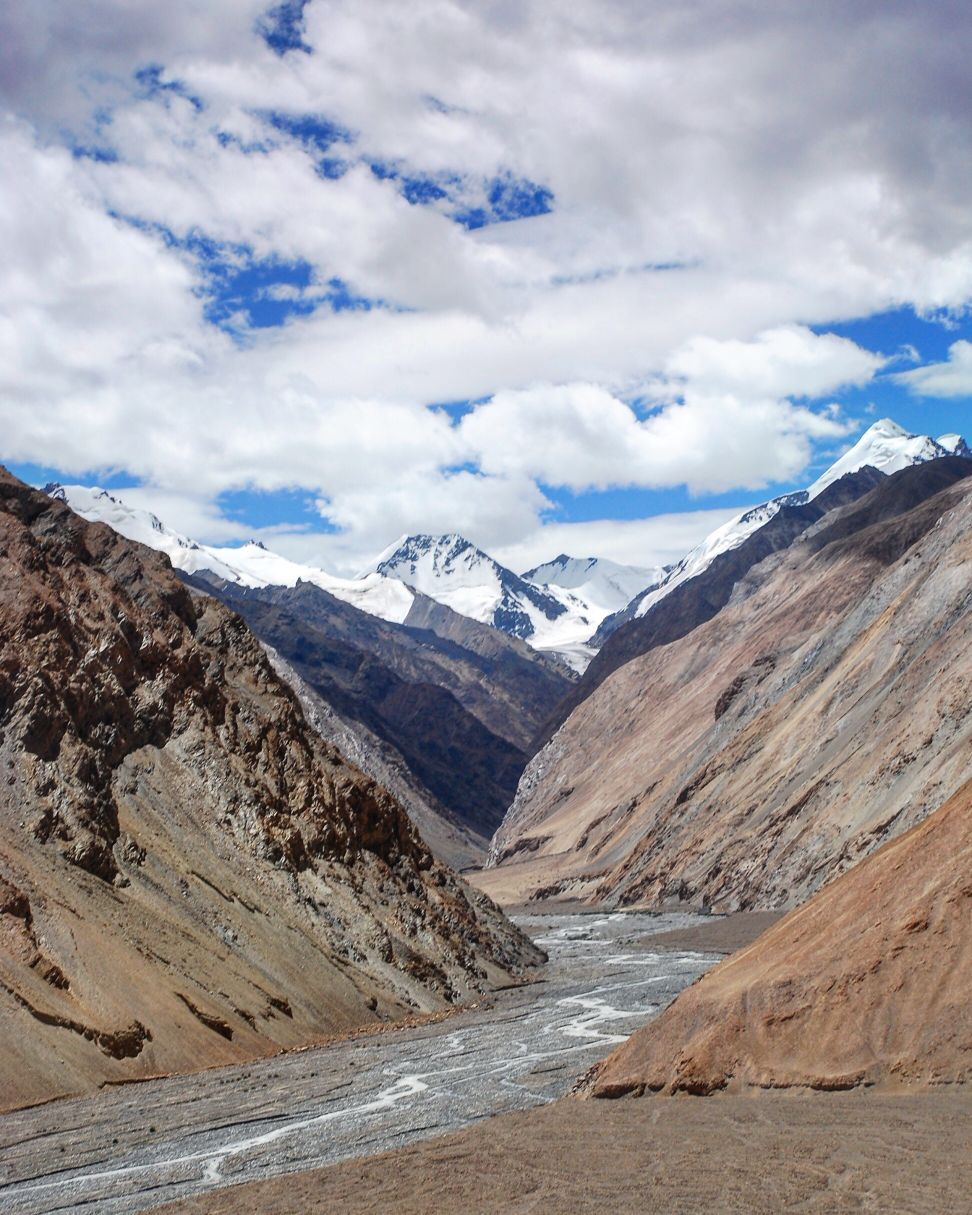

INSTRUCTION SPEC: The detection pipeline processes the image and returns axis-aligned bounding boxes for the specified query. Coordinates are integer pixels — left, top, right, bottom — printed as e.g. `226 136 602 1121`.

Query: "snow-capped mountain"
374 533 567 635
45 483 247 582
374 534 602 670
49 417 964 672
601 418 970 636
804 417 964 497
45 489 603 669
46 485 415 623
938 433 972 458
522 555 666 618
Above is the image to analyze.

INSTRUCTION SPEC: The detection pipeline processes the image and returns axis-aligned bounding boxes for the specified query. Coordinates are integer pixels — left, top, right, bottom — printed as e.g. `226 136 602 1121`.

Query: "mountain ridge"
595 417 969 643
534 464 889 751
589 774 972 1097
478 456 972 913
0 468 540 1110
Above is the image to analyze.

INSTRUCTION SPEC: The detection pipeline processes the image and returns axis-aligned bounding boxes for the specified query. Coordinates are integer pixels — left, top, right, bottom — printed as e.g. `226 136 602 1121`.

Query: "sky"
2 0 972 576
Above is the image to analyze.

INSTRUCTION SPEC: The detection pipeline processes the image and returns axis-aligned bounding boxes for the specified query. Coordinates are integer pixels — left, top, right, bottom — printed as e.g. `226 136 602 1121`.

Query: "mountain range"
47 492 661 673
50 419 963 679
3 413 971 1124
44 418 972 879
595 417 971 642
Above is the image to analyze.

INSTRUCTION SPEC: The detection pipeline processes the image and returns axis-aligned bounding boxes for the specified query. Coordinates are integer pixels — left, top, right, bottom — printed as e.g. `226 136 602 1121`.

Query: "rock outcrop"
0 469 542 1111
193 579 572 865
479 458 972 910
588 776 972 1096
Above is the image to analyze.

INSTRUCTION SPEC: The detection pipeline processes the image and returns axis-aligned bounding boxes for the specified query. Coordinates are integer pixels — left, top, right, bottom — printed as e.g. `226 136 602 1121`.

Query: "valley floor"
159 1088 972 1215
0 910 719 1215
3 909 966 1215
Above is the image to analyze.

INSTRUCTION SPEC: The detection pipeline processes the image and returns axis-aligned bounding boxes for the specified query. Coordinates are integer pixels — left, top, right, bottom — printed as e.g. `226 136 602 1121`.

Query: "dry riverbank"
161 1088 972 1215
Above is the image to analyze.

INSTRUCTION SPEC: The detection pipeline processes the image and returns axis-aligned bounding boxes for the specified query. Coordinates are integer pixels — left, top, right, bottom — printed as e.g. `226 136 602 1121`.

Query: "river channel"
0 910 719 1215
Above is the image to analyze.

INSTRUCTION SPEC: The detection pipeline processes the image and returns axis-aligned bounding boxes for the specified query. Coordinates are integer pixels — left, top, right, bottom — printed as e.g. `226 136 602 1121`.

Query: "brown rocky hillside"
589 775 972 1096
0 469 541 1111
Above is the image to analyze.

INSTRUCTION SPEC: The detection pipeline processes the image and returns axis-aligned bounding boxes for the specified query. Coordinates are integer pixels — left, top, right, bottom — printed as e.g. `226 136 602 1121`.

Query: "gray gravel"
0 910 717 1215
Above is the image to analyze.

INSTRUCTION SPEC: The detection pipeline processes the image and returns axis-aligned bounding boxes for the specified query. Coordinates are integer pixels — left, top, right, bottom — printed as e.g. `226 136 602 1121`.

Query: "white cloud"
1 2 971 566
664 326 885 400
458 326 861 496
489 507 750 575
897 340 972 398
460 382 849 495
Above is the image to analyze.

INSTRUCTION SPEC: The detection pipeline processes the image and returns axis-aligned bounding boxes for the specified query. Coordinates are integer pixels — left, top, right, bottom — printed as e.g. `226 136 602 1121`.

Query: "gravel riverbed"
0 910 718 1215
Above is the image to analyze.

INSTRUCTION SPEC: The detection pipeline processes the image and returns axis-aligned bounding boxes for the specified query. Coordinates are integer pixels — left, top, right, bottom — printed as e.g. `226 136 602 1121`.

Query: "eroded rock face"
184 578 574 869
479 460 972 911
587 777 972 1097
0 469 542 1111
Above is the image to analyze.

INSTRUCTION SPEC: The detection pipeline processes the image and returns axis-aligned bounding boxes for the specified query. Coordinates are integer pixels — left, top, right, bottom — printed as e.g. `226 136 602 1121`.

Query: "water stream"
0 910 718 1215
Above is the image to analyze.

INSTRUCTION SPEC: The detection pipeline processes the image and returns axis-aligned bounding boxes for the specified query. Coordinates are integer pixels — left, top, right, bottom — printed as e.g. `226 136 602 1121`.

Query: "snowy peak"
522 554 666 615
806 418 956 498
614 417 970 631
47 484 174 543
47 484 415 624
45 484 246 582
938 433 972 458
375 534 572 643
374 538 663 671
376 534 504 593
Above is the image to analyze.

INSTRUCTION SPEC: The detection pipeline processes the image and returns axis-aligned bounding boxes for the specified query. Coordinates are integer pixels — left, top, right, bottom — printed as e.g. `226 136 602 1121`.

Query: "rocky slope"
0 469 541 1111
260 644 488 870
400 592 576 724
539 465 887 747
589 776 972 1096
201 579 572 755
478 457 972 910
192 578 570 860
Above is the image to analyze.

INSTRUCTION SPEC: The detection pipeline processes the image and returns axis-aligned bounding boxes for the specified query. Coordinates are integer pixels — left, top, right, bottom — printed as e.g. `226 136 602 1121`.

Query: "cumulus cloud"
463 384 848 495
1 2 971 565
896 340 972 398
459 326 863 495
664 327 885 400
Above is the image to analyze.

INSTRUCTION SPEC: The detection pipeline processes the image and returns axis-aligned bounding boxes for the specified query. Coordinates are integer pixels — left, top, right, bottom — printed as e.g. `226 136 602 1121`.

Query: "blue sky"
1 2 971 573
